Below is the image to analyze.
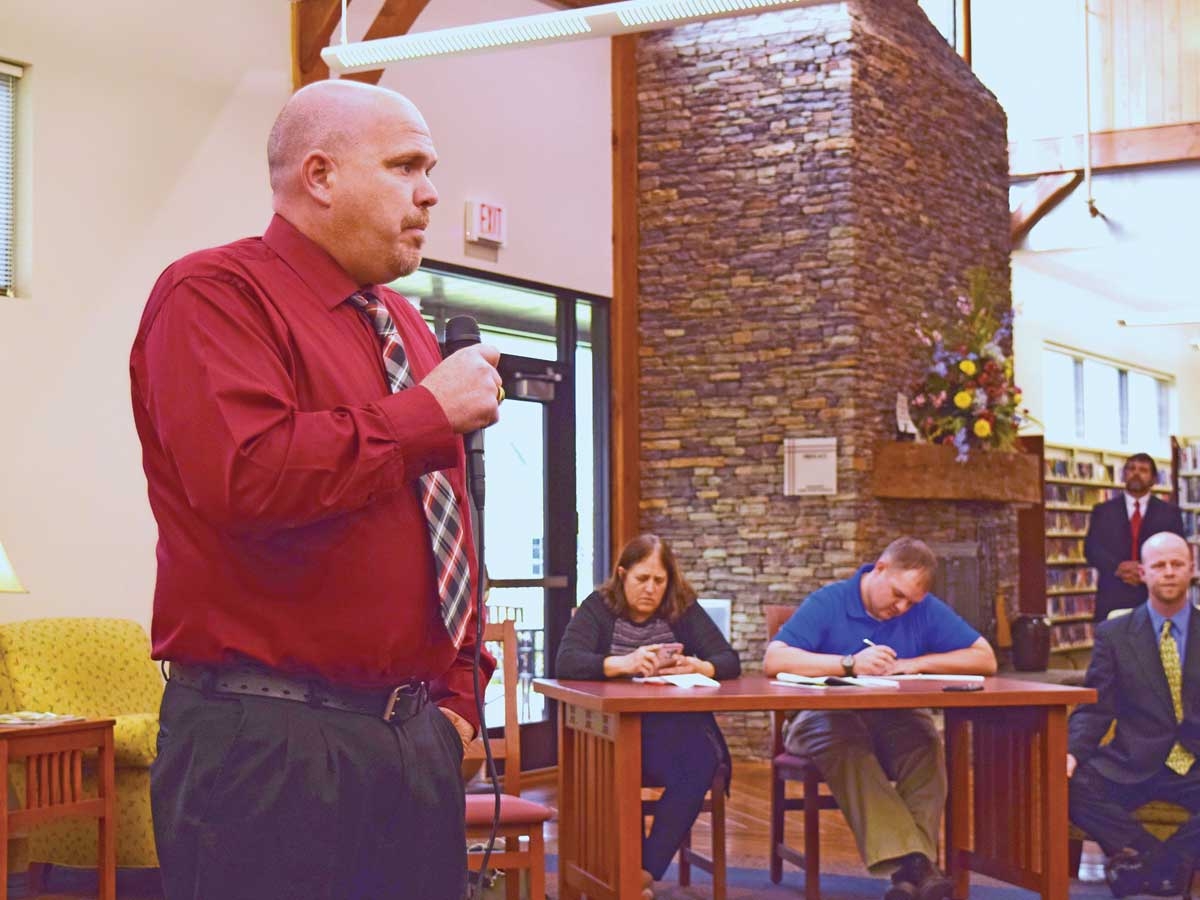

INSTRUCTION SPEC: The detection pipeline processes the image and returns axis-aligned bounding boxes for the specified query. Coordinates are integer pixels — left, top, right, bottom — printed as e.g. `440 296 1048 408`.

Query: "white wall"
1013 162 1200 444
375 0 613 294
0 1 612 628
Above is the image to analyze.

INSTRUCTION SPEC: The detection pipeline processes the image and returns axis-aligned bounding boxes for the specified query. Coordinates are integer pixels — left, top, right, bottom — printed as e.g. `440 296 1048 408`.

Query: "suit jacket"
1084 495 1186 621
1068 603 1200 783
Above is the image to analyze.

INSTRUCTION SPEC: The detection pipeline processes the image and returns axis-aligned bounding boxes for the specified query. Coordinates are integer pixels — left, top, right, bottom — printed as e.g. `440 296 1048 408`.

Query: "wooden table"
0 718 116 900
534 676 1094 900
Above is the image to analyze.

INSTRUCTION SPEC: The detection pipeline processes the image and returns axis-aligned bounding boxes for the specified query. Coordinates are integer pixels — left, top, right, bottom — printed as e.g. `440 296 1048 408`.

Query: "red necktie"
349 290 473 649
1130 500 1143 561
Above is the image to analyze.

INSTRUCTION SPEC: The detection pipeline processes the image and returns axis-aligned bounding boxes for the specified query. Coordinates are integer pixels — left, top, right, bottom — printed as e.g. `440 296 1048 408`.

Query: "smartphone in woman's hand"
655 642 685 668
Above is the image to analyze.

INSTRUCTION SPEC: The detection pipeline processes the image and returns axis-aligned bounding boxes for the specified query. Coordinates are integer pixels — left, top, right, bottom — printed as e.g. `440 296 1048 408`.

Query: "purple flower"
953 427 970 463
932 361 948 377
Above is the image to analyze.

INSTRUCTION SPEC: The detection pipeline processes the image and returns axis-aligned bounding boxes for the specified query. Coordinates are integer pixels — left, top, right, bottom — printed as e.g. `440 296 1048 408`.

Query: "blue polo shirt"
774 565 981 658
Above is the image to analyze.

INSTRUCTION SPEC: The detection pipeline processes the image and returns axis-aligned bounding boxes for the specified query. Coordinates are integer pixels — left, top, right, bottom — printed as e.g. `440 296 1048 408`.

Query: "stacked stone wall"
636 0 1013 758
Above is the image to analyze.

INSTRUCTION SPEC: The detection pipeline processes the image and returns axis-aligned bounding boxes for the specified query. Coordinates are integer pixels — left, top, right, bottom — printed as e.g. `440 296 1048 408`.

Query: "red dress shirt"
130 215 492 728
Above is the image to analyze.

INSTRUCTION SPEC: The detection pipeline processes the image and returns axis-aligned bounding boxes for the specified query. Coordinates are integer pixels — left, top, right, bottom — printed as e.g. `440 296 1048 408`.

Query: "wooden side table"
0 718 116 900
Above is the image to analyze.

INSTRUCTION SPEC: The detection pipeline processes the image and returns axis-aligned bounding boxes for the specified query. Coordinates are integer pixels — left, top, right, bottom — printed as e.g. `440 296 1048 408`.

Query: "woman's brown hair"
597 534 698 624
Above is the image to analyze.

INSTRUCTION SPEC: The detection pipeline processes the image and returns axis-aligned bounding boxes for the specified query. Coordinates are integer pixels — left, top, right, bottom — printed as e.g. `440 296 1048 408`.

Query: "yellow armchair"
0 618 163 870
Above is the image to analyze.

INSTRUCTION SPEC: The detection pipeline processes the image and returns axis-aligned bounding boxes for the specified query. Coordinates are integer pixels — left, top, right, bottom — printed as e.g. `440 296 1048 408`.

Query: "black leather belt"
169 662 428 724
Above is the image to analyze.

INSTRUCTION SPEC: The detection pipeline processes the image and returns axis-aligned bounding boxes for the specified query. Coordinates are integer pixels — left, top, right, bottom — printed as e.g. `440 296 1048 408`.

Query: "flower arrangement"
910 270 1033 462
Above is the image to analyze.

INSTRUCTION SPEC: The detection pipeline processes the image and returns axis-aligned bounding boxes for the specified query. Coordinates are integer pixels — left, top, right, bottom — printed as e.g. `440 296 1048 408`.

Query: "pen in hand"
862 638 875 647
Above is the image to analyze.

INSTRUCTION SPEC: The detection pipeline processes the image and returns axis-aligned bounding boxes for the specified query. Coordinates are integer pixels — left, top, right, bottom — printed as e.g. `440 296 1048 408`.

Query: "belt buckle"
382 683 422 722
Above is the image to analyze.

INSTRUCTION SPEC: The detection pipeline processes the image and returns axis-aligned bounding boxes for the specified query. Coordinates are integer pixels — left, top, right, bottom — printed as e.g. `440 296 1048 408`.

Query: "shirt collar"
1125 492 1149 517
262 214 374 311
848 564 875 621
1148 602 1191 640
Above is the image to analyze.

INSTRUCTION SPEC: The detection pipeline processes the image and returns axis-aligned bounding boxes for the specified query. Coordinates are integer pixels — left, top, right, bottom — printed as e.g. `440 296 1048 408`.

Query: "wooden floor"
519 758 1109 880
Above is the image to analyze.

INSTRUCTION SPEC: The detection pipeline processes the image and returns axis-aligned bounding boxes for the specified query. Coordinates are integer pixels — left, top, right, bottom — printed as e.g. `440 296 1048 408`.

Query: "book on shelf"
0 711 85 727
773 672 900 688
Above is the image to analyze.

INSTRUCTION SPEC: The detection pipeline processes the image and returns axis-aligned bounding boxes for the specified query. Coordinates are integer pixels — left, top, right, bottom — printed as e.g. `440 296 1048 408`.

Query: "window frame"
0 59 22 298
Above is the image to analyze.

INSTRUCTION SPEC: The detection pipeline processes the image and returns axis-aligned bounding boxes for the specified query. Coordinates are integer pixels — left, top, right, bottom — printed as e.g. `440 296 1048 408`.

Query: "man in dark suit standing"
1085 452 1185 622
1068 532 1200 897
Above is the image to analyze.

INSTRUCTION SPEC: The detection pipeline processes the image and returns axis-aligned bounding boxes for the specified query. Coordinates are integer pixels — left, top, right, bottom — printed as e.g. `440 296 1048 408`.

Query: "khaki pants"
785 708 945 871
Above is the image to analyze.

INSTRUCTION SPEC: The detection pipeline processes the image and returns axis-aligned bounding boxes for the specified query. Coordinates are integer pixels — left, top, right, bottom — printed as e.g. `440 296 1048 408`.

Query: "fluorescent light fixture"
322 0 824 72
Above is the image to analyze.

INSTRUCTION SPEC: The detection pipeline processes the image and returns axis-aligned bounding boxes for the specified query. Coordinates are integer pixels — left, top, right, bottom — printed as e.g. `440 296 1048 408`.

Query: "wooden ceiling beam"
292 0 432 89
1010 171 1081 245
1010 123 1200 179
344 0 433 86
292 0 346 89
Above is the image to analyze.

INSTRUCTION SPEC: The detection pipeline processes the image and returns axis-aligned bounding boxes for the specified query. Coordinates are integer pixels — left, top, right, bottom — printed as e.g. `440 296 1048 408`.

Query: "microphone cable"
444 314 501 899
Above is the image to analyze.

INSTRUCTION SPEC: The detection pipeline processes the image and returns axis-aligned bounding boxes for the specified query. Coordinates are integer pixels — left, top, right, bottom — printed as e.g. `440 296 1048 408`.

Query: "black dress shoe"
1143 855 1190 898
1105 849 1148 899
883 853 952 900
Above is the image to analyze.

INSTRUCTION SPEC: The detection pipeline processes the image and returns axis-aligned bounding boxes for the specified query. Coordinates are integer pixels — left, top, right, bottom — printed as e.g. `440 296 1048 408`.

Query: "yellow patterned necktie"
1159 619 1195 776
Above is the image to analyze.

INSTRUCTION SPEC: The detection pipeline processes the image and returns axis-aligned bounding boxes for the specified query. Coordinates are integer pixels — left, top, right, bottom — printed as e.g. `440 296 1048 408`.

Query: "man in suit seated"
763 537 997 900
1068 532 1200 898
1085 452 1185 622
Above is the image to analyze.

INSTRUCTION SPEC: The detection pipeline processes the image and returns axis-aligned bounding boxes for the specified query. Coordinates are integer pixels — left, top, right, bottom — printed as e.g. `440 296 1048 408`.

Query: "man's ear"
300 150 336 207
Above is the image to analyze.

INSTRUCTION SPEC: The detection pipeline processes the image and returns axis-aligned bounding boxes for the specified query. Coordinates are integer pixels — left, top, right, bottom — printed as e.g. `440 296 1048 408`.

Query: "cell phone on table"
942 683 983 692
655 643 685 666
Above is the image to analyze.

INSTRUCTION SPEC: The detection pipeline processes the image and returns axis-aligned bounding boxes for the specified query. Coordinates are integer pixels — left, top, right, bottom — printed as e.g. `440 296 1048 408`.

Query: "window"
0 60 20 297
1042 345 1176 455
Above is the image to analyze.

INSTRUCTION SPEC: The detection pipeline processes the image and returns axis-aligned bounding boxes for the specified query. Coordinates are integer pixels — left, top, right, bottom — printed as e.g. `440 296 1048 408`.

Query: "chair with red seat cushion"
765 604 841 900
464 619 554 900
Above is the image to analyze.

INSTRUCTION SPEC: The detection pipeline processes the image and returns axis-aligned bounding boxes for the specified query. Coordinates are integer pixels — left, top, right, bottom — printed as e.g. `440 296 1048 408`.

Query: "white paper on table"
632 673 720 687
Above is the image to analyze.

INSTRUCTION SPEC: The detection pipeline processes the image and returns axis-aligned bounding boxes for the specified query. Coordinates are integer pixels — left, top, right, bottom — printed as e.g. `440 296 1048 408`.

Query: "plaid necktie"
348 290 472 649
1159 619 1195 775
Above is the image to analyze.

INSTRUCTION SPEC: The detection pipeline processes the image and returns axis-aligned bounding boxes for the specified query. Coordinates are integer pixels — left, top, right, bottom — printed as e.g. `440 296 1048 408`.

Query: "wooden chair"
465 620 554 900
641 763 729 899
765 603 841 900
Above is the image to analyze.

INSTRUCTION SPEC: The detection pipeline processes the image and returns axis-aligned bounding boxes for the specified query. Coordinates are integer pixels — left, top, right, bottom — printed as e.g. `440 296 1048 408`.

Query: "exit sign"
465 200 507 247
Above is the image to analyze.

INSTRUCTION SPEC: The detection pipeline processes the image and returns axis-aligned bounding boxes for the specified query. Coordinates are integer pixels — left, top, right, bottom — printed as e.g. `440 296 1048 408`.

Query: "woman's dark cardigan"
556 592 742 681
555 591 741 786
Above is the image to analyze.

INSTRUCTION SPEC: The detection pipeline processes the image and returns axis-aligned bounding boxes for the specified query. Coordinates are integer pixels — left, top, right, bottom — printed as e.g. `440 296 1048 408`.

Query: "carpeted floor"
17 862 1119 900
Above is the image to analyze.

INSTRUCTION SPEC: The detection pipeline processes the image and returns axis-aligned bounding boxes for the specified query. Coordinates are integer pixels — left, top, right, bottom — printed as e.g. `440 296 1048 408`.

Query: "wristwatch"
841 654 856 676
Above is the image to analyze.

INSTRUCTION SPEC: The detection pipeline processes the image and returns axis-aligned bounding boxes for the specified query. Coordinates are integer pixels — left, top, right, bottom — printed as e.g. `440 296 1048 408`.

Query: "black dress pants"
151 679 467 900
1069 760 1200 866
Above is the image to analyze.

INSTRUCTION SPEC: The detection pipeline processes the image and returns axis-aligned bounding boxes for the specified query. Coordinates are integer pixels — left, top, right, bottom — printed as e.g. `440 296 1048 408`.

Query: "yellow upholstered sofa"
0 617 163 871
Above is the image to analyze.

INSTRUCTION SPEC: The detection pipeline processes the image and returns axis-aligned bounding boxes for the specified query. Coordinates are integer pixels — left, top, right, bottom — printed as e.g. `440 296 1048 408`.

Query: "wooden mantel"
871 441 1042 504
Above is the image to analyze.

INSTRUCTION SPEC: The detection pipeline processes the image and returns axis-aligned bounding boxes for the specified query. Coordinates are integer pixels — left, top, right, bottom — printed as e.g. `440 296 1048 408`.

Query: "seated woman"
555 533 741 898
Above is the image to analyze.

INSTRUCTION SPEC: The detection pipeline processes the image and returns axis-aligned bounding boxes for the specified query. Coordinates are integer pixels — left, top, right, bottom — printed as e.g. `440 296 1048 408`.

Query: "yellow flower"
958 360 977 376
974 419 992 438
953 391 972 410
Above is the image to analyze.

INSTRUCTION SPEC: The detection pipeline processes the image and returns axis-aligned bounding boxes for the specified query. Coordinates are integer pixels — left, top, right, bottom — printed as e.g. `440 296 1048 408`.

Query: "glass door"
389 263 608 770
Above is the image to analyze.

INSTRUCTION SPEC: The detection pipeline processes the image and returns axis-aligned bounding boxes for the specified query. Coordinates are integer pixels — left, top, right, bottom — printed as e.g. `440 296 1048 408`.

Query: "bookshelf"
1171 437 1200 607
1041 443 1173 657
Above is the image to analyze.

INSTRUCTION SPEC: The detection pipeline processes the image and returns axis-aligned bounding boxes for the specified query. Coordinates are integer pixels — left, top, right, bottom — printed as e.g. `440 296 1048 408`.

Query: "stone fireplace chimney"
634 0 1014 756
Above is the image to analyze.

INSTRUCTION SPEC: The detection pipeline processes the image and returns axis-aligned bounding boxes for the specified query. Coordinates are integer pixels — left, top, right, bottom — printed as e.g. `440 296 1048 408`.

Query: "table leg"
614 713 642 900
1038 707 1069 900
557 704 640 900
557 703 579 900
97 728 116 900
944 709 971 900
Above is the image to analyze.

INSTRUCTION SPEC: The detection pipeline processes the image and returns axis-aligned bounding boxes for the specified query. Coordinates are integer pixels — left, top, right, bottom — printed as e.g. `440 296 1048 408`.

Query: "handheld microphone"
441 315 486 512
442 313 499 899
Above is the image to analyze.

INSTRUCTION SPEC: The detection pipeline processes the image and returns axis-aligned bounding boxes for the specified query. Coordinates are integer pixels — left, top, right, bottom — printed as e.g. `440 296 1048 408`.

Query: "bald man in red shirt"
131 81 501 900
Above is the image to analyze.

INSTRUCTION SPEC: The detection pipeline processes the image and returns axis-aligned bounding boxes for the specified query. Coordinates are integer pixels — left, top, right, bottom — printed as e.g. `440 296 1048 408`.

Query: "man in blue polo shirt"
764 537 996 900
